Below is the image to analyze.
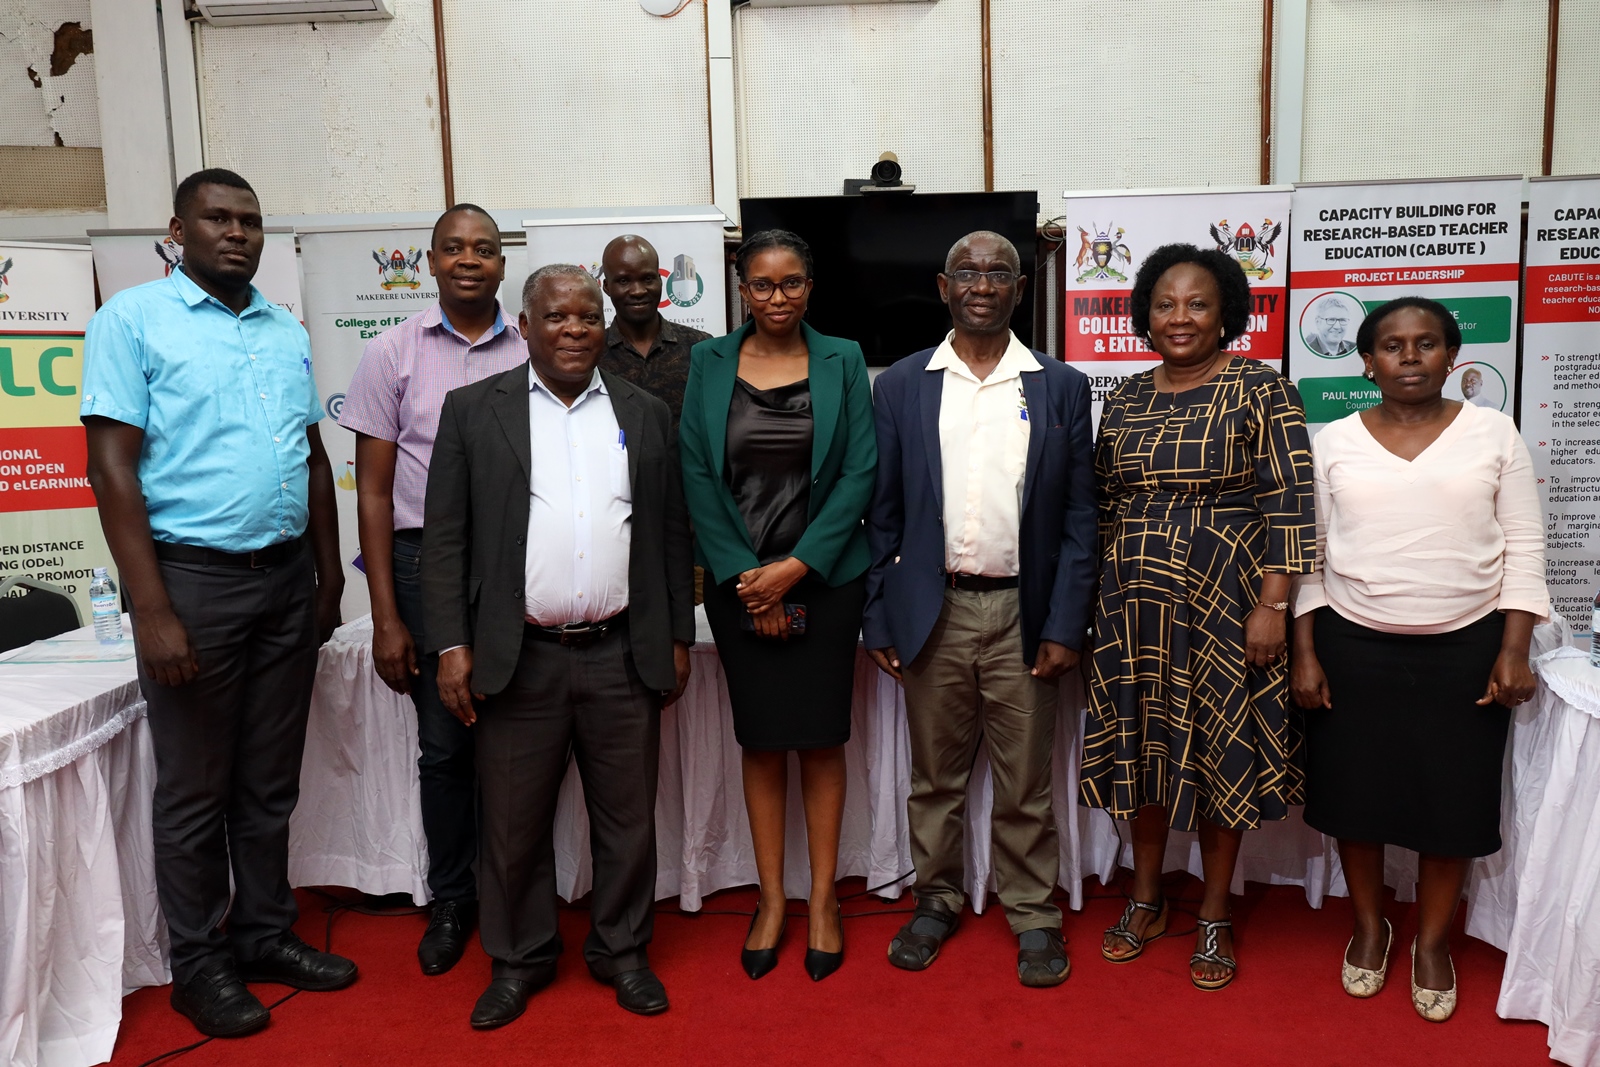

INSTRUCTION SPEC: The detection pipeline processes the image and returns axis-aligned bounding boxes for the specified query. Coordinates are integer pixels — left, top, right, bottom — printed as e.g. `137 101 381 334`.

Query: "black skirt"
1303 608 1511 857
703 574 865 751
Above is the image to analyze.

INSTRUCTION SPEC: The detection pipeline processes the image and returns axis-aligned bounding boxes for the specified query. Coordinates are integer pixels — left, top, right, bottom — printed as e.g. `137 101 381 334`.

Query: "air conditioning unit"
195 0 395 26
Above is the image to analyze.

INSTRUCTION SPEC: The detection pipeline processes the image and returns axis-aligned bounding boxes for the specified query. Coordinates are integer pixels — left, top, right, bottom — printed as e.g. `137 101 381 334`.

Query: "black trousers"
392 529 476 903
475 624 660 982
138 547 319 984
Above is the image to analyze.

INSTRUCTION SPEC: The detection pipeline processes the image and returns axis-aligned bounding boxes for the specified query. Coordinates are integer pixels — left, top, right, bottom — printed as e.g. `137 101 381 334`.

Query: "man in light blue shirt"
81 168 353 1039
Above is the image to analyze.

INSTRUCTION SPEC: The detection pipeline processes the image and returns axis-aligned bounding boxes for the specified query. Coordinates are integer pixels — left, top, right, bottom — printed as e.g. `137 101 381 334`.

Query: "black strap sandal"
1190 918 1237 990
1101 896 1168 963
887 899 959 972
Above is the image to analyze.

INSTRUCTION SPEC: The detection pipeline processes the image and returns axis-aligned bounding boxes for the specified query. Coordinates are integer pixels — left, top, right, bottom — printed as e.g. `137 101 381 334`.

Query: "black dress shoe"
740 904 786 980
170 961 270 1038
804 903 844 982
470 977 533 1030
609 968 669 1016
419 899 478 976
236 932 358 991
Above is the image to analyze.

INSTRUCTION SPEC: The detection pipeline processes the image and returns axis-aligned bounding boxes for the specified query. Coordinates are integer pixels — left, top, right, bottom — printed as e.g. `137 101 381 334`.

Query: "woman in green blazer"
680 230 877 984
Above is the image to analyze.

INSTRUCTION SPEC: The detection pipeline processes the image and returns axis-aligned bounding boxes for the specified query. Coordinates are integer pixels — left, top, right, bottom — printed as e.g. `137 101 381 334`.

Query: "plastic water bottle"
90 567 122 644
1592 588 1600 668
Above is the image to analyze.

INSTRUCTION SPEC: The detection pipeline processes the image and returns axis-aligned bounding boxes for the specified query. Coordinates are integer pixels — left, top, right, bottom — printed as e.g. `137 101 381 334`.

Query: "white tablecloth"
297 614 1573 923
0 623 166 1067
7 612 1591 1067
1492 645 1600 1067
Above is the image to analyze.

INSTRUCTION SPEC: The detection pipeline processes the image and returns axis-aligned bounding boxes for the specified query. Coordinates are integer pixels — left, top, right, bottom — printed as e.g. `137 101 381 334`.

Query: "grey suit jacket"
421 364 695 695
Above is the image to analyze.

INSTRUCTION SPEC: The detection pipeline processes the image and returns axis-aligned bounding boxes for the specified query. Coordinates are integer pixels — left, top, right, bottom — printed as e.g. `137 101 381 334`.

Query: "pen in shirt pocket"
617 429 626 448
1017 386 1029 422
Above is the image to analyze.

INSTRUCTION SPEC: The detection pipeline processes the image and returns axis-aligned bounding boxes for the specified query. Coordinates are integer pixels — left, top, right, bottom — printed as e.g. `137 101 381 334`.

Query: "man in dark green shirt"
597 234 711 437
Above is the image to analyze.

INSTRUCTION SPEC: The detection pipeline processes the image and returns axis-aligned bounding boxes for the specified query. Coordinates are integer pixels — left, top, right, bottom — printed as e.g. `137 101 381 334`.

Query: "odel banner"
1060 187 1290 422
299 227 441 620
1288 176 1523 436
1520 174 1600 634
523 208 728 336
0 241 111 618
89 229 303 317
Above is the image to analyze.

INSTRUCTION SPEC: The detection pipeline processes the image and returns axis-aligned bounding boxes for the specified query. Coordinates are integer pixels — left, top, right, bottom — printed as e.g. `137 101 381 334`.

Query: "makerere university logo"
372 247 424 290
1211 218 1283 281
0 256 12 302
1074 223 1132 284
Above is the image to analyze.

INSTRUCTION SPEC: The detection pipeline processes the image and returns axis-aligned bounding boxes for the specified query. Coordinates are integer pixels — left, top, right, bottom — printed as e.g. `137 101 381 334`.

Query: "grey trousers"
475 624 661 982
900 587 1062 933
138 548 319 983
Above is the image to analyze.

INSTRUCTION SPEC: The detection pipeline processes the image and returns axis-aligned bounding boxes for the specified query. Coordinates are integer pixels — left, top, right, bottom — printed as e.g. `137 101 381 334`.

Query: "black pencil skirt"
1303 608 1512 858
703 574 866 751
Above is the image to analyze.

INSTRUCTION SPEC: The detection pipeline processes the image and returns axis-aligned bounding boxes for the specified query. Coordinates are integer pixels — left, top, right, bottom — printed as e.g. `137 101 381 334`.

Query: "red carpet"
109 877 1555 1067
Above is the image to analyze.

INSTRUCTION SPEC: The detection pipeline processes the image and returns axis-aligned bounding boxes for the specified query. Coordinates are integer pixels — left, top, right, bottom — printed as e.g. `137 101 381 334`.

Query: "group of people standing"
80 167 1548 1041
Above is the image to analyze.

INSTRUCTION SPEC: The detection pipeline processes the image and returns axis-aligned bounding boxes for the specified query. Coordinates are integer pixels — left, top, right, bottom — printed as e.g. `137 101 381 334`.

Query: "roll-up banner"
1521 174 1600 635
298 227 439 620
1059 187 1291 422
1288 176 1523 436
88 229 303 317
0 241 112 619
523 208 729 335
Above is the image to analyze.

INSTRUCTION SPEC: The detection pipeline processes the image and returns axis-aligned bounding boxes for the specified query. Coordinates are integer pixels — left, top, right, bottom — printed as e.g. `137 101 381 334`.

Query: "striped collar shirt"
338 302 525 529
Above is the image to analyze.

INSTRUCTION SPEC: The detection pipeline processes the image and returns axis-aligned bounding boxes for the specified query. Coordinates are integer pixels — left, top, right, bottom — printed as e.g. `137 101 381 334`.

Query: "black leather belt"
525 609 627 648
945 573 1019 592
154 536 305 569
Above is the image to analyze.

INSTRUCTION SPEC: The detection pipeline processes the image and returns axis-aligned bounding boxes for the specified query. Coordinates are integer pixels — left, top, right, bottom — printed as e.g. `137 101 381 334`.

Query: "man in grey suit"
421 264 694 1029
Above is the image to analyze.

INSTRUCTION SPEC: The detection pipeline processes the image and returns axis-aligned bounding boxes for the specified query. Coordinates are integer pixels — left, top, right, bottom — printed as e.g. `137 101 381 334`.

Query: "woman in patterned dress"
1080 243 1316 990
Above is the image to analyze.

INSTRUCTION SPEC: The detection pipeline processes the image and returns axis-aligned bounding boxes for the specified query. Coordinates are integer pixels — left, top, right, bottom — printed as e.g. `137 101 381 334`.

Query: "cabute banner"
1287 176 1523 435
1520 174 1600 634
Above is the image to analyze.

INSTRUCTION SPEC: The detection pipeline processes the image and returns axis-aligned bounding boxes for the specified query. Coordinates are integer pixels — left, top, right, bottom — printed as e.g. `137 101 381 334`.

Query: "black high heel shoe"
804 903 844 982
741 904 785 980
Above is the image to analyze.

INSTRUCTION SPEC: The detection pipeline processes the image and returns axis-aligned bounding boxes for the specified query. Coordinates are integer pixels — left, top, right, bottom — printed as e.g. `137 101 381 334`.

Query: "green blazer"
680 321 877 587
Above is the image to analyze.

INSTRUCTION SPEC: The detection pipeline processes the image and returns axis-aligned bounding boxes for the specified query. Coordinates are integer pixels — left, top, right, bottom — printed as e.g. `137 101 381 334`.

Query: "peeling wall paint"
0 0 100 148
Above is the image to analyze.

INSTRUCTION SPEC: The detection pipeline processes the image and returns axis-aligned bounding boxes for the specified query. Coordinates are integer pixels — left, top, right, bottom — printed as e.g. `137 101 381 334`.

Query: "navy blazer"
862 345 1097 668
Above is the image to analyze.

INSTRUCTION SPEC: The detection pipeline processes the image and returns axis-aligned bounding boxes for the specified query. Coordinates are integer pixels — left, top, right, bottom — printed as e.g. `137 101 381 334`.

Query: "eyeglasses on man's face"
744 276 810 301
947 269 1019 288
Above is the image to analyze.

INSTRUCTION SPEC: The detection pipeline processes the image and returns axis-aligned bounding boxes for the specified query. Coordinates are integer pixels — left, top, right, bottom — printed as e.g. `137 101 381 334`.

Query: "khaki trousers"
901 587 1061 933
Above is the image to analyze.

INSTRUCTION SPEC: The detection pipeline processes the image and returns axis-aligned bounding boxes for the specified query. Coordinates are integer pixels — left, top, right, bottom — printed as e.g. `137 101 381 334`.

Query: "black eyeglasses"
744 276 810 301
947 269 1019 287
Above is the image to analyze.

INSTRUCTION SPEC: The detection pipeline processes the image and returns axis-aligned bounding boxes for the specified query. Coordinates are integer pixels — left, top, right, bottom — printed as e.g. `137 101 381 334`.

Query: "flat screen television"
738 191 1039 366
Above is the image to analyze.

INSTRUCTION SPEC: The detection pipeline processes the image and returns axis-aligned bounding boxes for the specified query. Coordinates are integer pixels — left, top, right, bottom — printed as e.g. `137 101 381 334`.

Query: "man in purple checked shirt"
339 204 527 976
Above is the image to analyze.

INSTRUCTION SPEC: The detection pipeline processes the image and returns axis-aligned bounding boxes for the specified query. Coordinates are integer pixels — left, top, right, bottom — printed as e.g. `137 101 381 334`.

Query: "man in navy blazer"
863 231 1096 987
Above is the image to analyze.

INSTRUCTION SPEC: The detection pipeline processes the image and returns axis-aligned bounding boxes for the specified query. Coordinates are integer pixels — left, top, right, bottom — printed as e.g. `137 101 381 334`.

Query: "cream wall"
2 0 1598 224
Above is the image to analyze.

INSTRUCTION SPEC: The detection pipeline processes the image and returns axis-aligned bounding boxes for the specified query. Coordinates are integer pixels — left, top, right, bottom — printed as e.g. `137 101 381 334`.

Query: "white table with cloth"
0 623 166 1067
1481 644 1600 1067
6 612 1597 1067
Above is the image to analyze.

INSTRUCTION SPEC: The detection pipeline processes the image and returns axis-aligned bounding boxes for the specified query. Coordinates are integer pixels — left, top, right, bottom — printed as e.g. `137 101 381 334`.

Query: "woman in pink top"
1290 297 1548 1023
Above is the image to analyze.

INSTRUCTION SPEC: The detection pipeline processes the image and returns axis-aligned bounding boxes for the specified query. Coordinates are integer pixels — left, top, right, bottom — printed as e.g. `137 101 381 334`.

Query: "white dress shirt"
1291 401 1549 633
929 330 1038 577
524 367 632 624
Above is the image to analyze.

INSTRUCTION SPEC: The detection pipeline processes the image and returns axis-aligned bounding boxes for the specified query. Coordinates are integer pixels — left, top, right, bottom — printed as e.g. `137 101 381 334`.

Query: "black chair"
0 576 84 654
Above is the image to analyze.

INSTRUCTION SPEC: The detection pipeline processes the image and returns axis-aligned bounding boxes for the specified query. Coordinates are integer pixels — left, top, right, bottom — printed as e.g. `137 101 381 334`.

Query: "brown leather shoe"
1017 927 1070 987
887 898 960 972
